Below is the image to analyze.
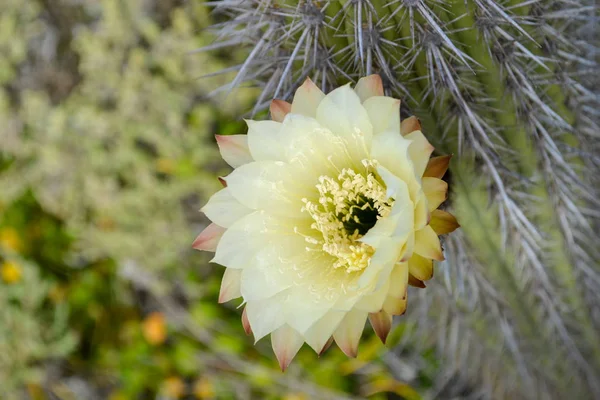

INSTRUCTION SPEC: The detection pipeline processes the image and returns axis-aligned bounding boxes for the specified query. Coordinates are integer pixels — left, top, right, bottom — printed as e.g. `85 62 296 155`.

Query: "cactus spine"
205 0 600 397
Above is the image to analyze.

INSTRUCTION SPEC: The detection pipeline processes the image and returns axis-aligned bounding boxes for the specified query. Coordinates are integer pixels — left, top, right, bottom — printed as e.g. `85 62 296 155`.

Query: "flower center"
301 166 393 272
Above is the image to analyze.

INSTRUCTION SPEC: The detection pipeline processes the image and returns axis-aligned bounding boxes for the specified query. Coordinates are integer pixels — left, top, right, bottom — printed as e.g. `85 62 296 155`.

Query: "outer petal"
246 120 284 162
354 74 384 102
423 155 452 179
383 294 407 315
245 291 288 341
271 324 305 371
407 253 434 281
316 85 373 157
386 262 408 299
354 279 391 313
333 309 368 358
422 177 448 212
270 99 291 122
404 130 435 178
429 209 460 234
291 77 325 117
201 188 253 228
414 225 444 261
408 274 426 288
369 310 393 344
400 116 421 136
215 135 253 168
362 96 401 136
303 310 346 353
241 307 252 335
413 194 429 231
192 223 226 252
218 268 242 303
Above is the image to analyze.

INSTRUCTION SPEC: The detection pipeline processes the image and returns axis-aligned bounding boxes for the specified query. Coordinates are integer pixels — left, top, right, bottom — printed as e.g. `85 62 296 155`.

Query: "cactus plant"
203 0 600 398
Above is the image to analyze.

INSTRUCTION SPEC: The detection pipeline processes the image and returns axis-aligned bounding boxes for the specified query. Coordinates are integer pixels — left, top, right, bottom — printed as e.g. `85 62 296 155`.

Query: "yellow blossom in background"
0 227 22 252
1 260 22 284
194 75 459 370
162 376 185 399
142 312 167 345
193 377 215 399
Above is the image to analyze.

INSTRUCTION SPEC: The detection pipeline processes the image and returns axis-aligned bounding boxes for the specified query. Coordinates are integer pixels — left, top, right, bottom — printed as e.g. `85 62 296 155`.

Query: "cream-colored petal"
357 237 404 289
404 130 435 178
201 188 253 228
333 309 368 358
354 279 390 312
225 161 307 218
423 155 452 179
422 177 448 212
270 99 291 122
192 223 226 252
369 310 393 344
215 134 253 168
414 225 444 261
408 253 434 281
387 262 408 299
291 77 326 118
316 84 373 159
429 209 460 234
362 96 400 136
413 193 429 231
241 307 252 335
319 336 334 356
383 294 407 315
303 310 346 353
371 131 420 198
218 268 242 303
400 116 421 136
246 120 284 162
354 74 384 102
245 292 288 342
271 324 304 371
286 291 332 335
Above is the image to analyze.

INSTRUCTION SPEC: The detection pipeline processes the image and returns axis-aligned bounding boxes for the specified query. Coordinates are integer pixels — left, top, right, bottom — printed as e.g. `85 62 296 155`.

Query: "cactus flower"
194 75 458 370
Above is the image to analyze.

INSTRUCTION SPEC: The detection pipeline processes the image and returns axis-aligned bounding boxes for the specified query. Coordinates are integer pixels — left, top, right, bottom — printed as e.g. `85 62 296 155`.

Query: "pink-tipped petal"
291 77 326 117
241 307 252 336
192 223 226 252
271 325 305 371
423 155 452 179
369 311 393 344
218 268 242 303
270 99 292 122
333 310 368 358
215 134 253 168
400 116 422 136
218 177 227 187
318 336 334 357
354 74 384 102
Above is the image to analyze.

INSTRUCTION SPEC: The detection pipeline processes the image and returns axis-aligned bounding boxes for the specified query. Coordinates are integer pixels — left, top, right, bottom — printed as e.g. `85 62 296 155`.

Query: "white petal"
215 135 253 168
271 324 305 371
285 293 332 335
333 309 368 357
201 188 253 228
316 85 373 159
225 161 307 218
218 268 242 303
302 310 346 353
354 279 390 313
362 96 400 136
354 74 384 102
246 120 285 162
357 237 403 289
192 223 226 252
404 130 434 178
245 291 289 342
291 78 326 117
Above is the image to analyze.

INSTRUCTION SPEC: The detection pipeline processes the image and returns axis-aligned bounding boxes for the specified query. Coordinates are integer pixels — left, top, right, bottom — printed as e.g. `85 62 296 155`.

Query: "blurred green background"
0 1 430 399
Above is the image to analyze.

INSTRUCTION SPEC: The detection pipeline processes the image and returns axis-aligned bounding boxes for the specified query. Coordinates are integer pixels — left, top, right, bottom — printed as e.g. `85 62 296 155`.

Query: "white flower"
193 75 459 370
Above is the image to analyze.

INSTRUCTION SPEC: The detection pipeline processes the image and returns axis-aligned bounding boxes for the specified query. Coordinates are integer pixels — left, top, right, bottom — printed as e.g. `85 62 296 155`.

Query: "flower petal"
271 324 305 371
291 77 326 117
422 177 448 212
423 155 452 179
362 96 401 136
414 225 444 261
215 135 253 168
270 99 291 122
241 307 252 335
303 310 346 353
316 84 373 157
354 279 391 312
408 274 426 288
201 188 253 228
319 336 334 356
371 130 419 198
219 268 242 303
245 291 288 341
333 309 368 358
192 223 226 252
382 294 407 315
404 130 435 178
400 116 421 136
354 74 384 102
369 310 393 344
387 262 408 299
246 120 284 162
429 209 460 234
408 253 434 281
